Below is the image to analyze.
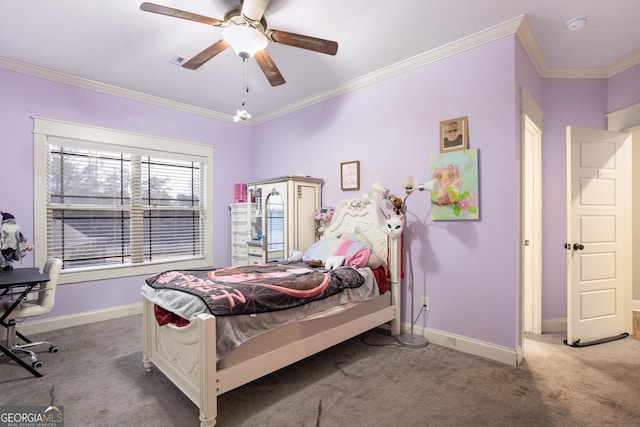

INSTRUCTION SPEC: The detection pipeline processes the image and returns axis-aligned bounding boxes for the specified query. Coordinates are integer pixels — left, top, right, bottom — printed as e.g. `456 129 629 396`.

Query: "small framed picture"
440 116 469 153
340 160 360 191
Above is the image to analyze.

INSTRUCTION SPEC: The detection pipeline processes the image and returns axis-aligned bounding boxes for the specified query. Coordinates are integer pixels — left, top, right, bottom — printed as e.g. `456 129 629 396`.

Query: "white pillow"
324 255 346 270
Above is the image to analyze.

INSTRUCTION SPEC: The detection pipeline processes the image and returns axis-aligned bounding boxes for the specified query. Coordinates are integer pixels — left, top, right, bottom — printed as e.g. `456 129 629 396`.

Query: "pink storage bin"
234 183 247 203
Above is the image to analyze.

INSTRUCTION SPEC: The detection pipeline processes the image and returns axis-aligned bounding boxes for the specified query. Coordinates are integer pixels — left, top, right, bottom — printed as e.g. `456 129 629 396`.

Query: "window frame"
33 117 214 284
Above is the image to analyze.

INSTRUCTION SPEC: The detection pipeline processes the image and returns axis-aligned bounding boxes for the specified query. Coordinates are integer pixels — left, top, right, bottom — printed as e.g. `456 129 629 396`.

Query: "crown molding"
254 16 524 124
0 56 232 122
514 15 547 77
3 14 640 125
516 15 640 79
608 48 640 77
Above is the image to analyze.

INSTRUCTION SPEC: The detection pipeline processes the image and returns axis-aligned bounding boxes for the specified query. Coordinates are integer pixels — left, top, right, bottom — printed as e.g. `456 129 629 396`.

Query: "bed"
141 196 402 426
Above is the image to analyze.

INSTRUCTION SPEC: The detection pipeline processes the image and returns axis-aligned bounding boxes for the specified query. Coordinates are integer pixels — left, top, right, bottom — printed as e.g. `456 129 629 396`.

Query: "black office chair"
2 258 62 368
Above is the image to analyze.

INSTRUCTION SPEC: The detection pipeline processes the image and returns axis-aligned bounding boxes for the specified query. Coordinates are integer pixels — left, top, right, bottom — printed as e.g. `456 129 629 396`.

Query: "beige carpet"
1 315 640 426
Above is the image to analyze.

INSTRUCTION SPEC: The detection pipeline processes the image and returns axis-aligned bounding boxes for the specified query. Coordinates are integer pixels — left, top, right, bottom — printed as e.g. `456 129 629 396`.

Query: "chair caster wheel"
32 360 43 368
49 346 59 353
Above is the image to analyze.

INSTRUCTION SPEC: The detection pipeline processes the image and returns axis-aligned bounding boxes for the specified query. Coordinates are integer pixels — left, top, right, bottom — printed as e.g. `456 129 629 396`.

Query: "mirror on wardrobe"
264 190 285 262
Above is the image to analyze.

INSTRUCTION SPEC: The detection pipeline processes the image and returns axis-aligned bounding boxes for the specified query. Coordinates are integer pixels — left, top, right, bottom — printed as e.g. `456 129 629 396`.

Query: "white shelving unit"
230 176 323 265
229 203 253 266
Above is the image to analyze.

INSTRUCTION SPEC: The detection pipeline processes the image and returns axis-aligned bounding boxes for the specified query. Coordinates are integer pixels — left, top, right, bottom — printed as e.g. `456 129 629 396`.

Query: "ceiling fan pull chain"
241 56 249 107
233 50 254 121
244 56 249 95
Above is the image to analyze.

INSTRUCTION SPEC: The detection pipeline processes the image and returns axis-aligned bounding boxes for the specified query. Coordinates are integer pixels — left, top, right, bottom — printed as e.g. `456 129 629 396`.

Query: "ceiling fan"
140 0 339 87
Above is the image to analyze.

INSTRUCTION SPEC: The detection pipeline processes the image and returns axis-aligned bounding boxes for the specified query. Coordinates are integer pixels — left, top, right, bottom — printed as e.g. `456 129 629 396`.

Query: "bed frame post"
198 315 218 427
142 298 154 372
388 230 402 336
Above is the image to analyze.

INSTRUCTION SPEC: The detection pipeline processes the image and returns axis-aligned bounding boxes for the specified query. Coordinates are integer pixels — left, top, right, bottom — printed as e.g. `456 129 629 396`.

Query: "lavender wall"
1 68 251 319
511 52 640 324
512 39 613 324
253 37 521 348
607 64 640 113
539 78 608 320
5 36 635 351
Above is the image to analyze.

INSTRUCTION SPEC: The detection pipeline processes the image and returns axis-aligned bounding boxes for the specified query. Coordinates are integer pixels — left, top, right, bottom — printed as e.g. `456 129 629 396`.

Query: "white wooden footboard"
143 291 397 427
143 297 218 426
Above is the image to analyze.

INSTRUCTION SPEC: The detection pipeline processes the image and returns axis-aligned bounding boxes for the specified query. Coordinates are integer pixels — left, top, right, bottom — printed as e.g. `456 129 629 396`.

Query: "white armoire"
230 176 323 265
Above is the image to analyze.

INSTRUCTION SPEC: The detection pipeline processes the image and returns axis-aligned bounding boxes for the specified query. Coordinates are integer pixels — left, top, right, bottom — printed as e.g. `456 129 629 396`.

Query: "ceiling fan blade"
182 40 230 70
254 50 286 86
241 0 270 24
140 2 223 26
267 30 338 56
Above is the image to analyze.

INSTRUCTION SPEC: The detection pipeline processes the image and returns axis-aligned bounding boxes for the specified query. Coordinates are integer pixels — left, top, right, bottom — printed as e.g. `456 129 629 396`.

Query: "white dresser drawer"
248 255 263 265
247 243 263 256
232 232 249 245
232 245 248 258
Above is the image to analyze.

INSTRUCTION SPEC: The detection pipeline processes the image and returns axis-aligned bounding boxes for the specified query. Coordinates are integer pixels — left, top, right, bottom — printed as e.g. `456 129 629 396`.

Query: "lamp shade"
422 179 437 193
401 176 419 193
401 176 437 194
369 181 389 201
223 24 268 57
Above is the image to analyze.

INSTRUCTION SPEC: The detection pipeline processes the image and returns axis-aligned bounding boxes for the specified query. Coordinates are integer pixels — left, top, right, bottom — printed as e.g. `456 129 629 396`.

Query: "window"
34 118 214 284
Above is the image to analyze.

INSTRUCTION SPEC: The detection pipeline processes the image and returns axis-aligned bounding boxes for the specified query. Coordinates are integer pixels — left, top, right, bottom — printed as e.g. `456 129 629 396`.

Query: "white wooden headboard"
321 197 401 287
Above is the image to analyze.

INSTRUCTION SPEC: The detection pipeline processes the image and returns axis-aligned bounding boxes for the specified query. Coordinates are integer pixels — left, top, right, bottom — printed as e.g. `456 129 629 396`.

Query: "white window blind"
33 118 214 283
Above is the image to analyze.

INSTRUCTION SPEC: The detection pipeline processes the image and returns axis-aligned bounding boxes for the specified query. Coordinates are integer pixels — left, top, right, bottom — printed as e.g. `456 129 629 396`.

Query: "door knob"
573 243 584 251
564 243 571 250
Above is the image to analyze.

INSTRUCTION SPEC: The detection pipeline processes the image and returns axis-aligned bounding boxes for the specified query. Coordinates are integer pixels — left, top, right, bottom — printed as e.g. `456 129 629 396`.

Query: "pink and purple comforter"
145 262 365 316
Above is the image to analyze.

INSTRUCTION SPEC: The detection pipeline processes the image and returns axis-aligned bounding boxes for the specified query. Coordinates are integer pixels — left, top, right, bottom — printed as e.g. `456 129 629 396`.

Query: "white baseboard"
542 318 567 333
13 303 142 337
402 322 519 366
13 303 638 362
541 300 640 332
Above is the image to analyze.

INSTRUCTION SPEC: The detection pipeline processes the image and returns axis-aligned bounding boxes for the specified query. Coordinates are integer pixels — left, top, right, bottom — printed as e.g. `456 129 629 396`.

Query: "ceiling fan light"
224 24 268 58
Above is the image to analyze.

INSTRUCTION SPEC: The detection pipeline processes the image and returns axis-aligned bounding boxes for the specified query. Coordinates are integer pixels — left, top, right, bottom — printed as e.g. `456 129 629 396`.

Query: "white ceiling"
1 0 639 123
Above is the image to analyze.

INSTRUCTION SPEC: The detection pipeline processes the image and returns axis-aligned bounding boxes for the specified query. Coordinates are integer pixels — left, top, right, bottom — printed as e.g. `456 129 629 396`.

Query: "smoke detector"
566 16 587 31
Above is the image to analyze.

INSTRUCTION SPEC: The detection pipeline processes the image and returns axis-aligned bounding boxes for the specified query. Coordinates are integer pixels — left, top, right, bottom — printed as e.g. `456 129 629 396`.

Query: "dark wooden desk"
0 267 50 377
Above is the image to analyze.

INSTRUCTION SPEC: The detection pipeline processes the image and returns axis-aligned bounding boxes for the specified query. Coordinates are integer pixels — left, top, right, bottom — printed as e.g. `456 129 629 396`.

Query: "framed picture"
429 148 479 220
340 160 360 190
440 116 468 153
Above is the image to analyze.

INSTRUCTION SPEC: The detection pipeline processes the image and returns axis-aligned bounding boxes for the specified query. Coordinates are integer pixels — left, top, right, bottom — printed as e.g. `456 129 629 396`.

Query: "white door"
566 126 632 345
523 116 542 334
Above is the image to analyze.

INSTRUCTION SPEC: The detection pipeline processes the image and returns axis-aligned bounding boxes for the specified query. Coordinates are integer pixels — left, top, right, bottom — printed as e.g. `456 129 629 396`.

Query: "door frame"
606 103 640 314
523 115 542 334
519 88 544 348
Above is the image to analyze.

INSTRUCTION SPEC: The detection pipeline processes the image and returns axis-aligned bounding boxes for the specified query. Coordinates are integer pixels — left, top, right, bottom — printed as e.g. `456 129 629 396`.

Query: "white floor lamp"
396 176 437 349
